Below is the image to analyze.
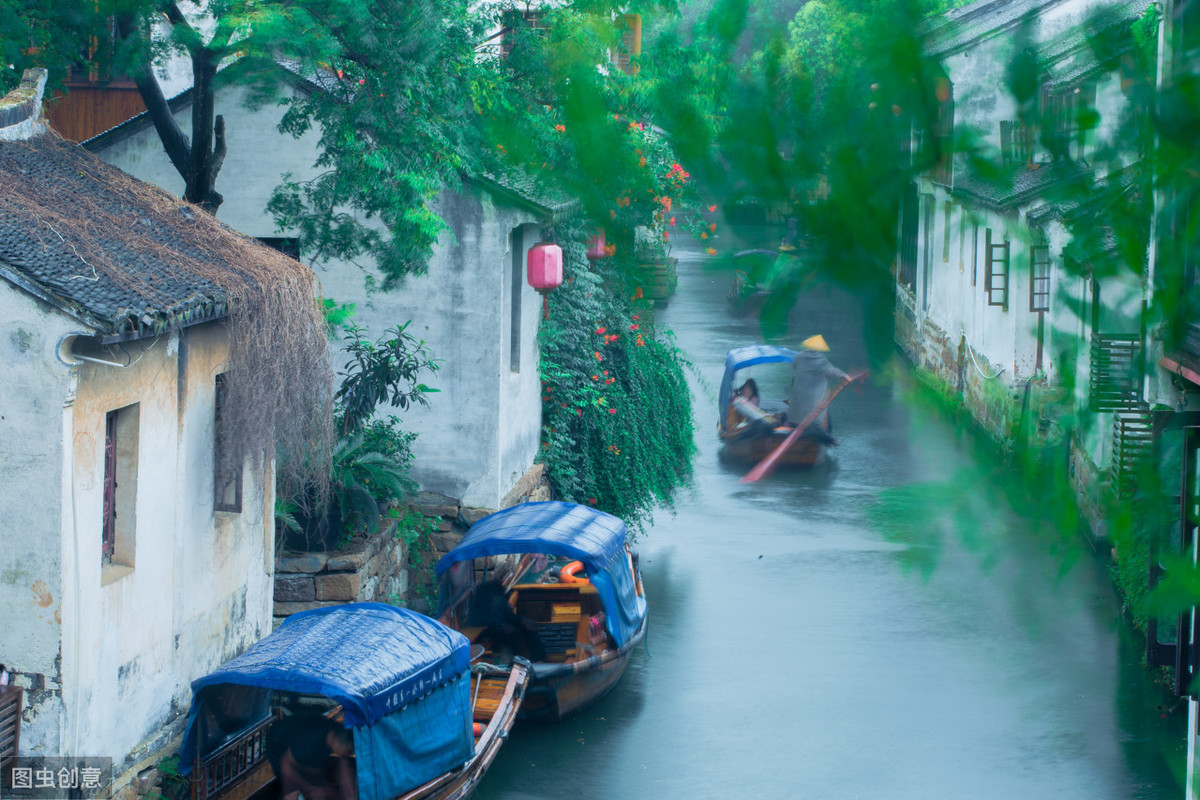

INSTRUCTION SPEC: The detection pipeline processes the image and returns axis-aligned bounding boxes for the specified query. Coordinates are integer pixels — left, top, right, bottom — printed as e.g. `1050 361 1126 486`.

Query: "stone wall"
273 522 409 625
272 464 553 621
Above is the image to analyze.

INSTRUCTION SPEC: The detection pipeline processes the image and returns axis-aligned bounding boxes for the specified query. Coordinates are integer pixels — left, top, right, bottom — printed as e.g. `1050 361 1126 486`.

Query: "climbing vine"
538 223 695 534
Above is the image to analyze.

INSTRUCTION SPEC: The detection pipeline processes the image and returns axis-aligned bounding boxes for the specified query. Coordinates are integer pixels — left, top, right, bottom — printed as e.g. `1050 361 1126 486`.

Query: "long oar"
740 370 868 483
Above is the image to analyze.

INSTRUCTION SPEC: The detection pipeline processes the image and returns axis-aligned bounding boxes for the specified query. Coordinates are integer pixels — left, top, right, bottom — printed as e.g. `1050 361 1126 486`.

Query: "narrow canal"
475 232 1186 799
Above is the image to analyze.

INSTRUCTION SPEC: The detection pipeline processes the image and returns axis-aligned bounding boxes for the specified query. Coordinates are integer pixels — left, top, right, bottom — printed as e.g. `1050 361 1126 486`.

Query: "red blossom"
608 408 617 414
594 352 603 361
708 205 717 212
630 324 639 331
710 223 717 232
596 327 607 334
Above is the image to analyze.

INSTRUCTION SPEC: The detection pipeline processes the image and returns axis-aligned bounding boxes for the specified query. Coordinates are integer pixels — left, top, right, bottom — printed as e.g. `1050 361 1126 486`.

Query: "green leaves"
538 223 695 534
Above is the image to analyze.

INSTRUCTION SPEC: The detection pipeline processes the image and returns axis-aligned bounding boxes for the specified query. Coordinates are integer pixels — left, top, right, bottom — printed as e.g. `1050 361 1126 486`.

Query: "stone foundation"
273 519 409 625
272 463 553 619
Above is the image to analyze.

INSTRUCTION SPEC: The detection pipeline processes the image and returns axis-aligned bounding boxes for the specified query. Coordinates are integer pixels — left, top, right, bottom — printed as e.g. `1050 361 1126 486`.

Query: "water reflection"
475 233 1184 799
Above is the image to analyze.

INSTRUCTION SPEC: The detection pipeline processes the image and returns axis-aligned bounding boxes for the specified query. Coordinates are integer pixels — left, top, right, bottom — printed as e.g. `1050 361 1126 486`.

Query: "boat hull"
396 662 530 800
518 614 648 722
722 432 825 466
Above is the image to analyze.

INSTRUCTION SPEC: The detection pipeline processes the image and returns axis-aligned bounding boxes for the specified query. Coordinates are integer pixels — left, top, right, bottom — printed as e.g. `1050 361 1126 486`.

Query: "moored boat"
435 501 648 722
180 603 528 800
719 345 832 467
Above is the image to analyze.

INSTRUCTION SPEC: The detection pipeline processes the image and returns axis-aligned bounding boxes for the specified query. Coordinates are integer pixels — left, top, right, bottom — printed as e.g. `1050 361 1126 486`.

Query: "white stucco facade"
89 82 546 509
901 0 1145 455
0 290 273 769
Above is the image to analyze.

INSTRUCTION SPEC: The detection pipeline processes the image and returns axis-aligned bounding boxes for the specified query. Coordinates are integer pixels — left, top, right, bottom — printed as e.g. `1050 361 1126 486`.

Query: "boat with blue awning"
179 603 528 800
719 344 829 467
435 501 648 722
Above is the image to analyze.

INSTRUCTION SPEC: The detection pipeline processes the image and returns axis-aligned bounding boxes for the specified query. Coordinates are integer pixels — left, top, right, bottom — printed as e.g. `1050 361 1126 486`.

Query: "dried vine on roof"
0 133 334 500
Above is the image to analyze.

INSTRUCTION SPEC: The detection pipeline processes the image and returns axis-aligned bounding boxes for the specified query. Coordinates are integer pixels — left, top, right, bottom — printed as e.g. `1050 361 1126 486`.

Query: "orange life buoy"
560 560 590 584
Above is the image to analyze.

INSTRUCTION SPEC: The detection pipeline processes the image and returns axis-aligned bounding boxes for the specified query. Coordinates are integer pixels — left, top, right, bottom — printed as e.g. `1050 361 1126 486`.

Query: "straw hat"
800 334 830 351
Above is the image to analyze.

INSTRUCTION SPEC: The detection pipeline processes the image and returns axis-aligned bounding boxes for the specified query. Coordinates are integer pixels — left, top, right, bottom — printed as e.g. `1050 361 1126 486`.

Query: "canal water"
475 234 1186 799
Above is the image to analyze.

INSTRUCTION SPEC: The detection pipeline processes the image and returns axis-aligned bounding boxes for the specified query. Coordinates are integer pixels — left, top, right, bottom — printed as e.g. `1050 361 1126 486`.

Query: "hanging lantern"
586 229 608 260
527 242 563 319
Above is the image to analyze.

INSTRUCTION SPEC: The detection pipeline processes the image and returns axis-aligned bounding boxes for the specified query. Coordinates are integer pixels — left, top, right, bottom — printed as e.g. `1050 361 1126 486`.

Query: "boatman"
786 335 849 436
267 713 357 800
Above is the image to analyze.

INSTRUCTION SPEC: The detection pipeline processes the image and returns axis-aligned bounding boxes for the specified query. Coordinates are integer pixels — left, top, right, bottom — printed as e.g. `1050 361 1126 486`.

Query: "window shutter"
1029 245 1051 312
616 14 642 75
0 684 21 765
102 410 117 560
1089 333 1141 411
984 229 1009 309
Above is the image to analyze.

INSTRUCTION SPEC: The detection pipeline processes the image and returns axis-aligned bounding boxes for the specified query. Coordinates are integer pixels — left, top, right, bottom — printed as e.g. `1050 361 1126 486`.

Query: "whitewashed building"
84 75 573 510
896 0 1148 500
0 70 316 794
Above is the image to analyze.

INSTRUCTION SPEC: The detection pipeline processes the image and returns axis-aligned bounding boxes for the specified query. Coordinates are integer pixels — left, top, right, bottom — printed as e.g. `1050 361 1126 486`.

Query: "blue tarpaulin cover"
718 345 797 429
179 603 473 800
435 501 647 647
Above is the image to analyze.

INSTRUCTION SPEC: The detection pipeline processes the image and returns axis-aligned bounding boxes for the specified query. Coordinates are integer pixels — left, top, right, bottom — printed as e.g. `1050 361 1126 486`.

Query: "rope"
960 328 1006 380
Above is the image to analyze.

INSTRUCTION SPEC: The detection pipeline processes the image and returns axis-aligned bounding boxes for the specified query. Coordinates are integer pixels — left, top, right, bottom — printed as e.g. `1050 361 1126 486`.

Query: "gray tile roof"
0 134 290 338
953 158 1090 210
924 0 1070 58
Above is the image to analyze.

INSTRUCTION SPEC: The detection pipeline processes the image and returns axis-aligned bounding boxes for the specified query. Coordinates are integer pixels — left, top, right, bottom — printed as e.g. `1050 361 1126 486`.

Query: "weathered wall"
0 279 76 754
59 320 272 777
91 84 545 509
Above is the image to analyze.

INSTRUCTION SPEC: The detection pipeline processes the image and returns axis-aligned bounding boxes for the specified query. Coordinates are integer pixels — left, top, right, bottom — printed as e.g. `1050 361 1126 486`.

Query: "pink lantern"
527 242 563 294
586 229 607 260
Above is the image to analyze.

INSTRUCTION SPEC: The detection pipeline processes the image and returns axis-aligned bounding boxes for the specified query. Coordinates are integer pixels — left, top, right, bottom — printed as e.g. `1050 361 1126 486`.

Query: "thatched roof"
0 132 310 340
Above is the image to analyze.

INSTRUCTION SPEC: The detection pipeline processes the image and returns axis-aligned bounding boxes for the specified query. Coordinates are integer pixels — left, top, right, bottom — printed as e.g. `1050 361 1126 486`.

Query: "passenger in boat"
469 578 547 662
785 335 848 439
726 379 777 437
267 714 356 800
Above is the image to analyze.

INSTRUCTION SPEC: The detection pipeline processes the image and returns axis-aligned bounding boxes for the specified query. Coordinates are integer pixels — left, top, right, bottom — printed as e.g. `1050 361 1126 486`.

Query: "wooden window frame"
500 9 546 60
102 404 139 571
929 76 954 187
1029 245 1051 312
214 374 243 513
984 229 1010 309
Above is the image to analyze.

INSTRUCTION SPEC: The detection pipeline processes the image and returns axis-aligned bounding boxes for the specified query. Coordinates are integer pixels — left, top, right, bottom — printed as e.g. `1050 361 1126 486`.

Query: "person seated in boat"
784 335 848 442
266 713 356 800
725 379 778 438
469 576 547 662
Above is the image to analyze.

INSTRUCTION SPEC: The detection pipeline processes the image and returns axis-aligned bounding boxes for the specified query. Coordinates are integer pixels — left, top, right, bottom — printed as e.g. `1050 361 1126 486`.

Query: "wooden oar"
740 369 868 483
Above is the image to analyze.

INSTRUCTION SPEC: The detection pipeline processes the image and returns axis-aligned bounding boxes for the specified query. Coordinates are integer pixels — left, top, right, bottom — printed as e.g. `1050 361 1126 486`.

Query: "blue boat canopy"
188 603 469 726
718 345 796 428
435 502 647 646
180 603 475 800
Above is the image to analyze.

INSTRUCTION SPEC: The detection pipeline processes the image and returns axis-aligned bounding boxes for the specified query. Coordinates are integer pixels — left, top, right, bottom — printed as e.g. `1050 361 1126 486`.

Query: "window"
984 229 1010 309
614 14 642 76
102 404 139 568
921 194 935 311
214 374 242 513
509 226 524 373
898 182 919 290
930 76 954 186
1029 245 1051 312
500 9 546 60
999 120 1034 167
971 224 979 287
1042 82 1097 161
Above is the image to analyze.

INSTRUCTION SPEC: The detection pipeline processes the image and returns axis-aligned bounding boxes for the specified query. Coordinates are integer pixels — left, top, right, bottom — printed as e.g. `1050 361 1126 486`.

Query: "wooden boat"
719 344 831 468
436 501 648 722
181 603 528 800
727 250 776 318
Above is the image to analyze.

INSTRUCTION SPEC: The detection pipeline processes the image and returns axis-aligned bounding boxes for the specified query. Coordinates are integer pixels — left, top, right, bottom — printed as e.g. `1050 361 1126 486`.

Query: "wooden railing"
192 710 279 800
